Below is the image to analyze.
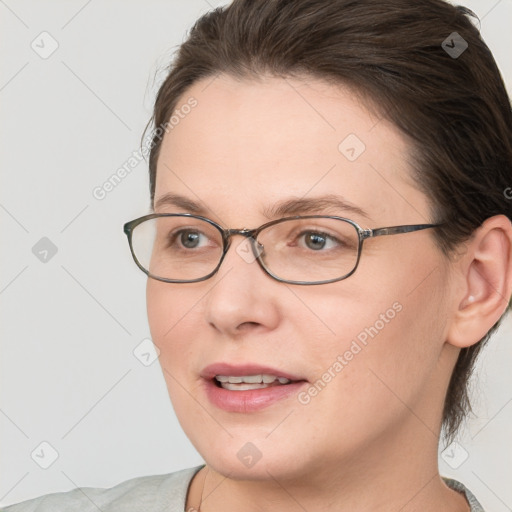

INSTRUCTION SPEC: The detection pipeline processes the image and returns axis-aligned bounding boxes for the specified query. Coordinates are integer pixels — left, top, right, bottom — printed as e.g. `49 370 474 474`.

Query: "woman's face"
147 75 455 481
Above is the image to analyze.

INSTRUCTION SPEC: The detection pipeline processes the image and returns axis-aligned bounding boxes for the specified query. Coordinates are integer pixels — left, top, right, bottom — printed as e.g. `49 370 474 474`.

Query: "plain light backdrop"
1 0 511 509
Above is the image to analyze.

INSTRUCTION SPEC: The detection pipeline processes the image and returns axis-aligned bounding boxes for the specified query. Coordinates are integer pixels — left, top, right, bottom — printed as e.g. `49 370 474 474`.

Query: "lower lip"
203 378 308 413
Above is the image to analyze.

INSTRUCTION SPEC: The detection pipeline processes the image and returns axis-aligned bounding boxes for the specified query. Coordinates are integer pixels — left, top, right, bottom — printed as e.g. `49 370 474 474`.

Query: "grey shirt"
1 465 485 511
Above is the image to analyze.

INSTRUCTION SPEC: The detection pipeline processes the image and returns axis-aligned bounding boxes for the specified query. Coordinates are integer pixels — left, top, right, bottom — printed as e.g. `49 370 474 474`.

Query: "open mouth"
203 371 309 412
212 374 300 391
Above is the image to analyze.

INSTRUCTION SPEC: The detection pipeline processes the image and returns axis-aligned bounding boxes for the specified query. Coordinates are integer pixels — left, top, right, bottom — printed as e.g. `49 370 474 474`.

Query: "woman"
3 0 511 510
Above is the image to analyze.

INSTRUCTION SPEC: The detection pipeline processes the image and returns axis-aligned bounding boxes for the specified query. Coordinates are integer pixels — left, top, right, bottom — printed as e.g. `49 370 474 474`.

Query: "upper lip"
201 362 307 382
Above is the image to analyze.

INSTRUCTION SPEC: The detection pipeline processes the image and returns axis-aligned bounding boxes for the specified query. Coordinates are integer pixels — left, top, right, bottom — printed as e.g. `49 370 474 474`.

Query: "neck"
186 422 469 512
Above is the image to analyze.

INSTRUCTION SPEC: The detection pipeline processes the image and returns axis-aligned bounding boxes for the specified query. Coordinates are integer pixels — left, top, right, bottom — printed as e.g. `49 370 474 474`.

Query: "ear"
447 215 512 348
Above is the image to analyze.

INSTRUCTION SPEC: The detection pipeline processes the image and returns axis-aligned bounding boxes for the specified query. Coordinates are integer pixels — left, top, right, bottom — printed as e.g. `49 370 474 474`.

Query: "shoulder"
443 477 486 512
1 465 205 512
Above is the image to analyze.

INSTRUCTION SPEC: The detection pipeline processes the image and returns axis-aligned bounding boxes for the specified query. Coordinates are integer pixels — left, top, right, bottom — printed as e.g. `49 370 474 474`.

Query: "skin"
146 74 512 511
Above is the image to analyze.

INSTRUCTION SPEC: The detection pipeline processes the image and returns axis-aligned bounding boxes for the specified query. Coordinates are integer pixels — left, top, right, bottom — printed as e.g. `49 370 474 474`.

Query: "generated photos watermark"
92 96 198 201
298 301 403 405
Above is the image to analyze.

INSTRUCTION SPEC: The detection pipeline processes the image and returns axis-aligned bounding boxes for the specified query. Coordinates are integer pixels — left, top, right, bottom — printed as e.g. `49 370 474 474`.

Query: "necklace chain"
193 465 208 512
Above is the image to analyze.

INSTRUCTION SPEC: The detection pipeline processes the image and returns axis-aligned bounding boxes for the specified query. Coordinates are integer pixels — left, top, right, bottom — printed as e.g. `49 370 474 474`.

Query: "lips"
200 362 307 383
199 362 309 412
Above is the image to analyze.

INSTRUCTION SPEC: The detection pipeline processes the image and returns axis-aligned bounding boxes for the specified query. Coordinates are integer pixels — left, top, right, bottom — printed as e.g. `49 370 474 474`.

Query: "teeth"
215 374 291 384
242 375 263 383
214 374 292 386
221 382 271 391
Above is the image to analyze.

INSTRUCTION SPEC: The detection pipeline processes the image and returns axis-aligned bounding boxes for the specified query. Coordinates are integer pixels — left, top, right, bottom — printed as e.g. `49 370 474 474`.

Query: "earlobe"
447 215 512 349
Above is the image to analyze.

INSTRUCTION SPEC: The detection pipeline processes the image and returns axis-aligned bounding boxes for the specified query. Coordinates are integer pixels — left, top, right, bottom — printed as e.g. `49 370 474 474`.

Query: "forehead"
154 74 427 225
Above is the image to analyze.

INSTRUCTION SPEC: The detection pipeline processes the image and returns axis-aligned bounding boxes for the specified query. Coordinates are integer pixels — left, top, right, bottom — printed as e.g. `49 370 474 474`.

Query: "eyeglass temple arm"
360 223 441 240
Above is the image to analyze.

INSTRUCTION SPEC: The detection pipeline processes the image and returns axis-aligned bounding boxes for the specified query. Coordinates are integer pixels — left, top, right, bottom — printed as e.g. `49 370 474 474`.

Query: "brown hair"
144 0 512 441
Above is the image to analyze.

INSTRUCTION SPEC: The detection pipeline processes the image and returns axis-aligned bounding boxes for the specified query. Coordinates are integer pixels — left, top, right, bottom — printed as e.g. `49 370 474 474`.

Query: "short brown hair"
145 0 512 441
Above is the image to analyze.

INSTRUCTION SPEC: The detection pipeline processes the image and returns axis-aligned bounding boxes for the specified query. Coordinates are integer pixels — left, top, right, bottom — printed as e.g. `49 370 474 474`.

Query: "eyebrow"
154 192 371 221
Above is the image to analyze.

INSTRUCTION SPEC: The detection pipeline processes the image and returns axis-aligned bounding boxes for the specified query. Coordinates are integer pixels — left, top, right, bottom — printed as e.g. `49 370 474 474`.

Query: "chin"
188 427 314 481
204 453 304 482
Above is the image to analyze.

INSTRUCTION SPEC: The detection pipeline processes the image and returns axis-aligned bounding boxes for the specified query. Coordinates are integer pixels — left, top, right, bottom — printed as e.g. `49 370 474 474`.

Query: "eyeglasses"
123 213 442 285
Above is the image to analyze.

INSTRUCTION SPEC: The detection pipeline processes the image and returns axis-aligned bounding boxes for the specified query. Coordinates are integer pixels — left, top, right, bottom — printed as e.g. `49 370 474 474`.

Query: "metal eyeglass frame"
123 213 443 286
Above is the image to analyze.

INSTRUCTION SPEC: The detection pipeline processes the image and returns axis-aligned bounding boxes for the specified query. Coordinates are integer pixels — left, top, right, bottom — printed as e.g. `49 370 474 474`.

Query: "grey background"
1 0 511 509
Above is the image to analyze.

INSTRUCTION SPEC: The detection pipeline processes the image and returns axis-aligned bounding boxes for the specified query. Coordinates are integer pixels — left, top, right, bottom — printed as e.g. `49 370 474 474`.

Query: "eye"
180 230 203 248
299 231 340 251
170 229 211 249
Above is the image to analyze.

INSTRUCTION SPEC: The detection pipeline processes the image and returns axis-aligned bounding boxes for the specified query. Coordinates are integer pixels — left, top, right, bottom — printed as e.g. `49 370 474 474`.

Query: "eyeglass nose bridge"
225 227 256 237
222 227 258 247
221 227 265 264
223 227 262 248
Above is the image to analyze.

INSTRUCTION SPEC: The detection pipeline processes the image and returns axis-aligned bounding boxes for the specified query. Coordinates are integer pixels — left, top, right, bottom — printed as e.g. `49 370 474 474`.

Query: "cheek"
147 280 194 336
146 280 198 361
296 266 448 438
146 280 171 344
146 281 203 409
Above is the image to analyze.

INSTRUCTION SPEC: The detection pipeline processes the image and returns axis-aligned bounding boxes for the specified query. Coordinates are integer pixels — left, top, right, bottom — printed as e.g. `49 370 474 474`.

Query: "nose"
202 235 281 336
